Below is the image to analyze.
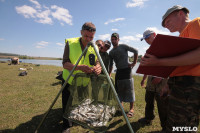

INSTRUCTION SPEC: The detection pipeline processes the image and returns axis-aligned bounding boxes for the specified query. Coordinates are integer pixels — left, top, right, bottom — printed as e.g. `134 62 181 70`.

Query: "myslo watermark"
172 127 198 132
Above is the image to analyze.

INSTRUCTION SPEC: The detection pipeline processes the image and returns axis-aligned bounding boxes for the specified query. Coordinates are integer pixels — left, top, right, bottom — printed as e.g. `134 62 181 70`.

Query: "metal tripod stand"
35 41 134 133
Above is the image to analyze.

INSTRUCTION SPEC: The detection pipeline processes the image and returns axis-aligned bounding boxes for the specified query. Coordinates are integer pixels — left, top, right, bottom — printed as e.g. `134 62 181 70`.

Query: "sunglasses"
82 25 96 32
105 45 110 49
97 44 102 47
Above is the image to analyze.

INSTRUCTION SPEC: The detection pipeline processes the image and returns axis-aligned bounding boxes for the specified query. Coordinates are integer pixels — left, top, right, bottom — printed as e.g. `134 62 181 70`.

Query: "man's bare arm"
141 47 200 66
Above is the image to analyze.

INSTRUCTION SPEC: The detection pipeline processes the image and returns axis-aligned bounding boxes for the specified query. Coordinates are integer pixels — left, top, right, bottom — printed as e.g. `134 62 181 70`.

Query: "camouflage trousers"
166 76 200 133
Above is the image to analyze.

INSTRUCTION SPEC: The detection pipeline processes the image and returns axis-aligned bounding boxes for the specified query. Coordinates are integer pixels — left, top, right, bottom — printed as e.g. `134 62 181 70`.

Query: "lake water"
0 58 63 66
0 58 141 75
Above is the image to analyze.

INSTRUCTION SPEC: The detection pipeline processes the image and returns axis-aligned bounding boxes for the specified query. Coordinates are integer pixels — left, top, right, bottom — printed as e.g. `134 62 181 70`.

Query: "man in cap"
108 32 138 117
95 40 104 51
140 29 155 41
97 40 111 74
139 29 168 132
141 5 200 132
62 22 101 133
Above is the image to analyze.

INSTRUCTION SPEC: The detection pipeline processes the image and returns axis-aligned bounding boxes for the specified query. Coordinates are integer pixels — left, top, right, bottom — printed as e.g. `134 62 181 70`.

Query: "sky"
0 0 199 58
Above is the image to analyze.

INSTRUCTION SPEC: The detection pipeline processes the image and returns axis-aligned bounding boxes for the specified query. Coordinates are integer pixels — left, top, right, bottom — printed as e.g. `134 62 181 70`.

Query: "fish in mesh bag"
66 98 116 132
64 73 118 132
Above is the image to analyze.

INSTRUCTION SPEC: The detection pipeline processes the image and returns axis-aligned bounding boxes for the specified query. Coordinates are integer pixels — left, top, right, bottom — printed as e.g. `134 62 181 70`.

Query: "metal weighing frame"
35 42 134 133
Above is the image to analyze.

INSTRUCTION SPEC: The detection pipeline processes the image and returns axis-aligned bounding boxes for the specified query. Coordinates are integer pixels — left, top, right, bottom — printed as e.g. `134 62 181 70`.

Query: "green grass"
0 62 167 133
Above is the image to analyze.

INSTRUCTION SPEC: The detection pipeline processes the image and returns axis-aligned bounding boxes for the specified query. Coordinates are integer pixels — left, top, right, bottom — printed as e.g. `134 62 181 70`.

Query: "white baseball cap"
141 29 155 41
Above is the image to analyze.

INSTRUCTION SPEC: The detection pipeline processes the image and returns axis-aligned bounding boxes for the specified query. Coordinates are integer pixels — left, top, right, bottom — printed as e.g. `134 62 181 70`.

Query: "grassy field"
0 62 167 133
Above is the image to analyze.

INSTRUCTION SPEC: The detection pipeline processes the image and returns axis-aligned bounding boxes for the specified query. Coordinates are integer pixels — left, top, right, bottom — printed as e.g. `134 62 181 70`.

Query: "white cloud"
111 29 118 31
35 9 52 24
36 41 49 48
119 35 140 44
36 45 45 48
15 5 52 24
0 38 4 40
15 0 73 25
126 0 148 8
56 42 64 46
51 5 73 25
0 0 5 2
97 34 111 40
104 18 125 25
145 27 171 35
37 41 49 46
16 5 37 18
135 34 143 39
29 0 41 9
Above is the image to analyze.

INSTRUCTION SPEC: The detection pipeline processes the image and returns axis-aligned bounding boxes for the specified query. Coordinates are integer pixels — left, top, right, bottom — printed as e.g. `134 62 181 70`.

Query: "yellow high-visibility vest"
62 37 98 85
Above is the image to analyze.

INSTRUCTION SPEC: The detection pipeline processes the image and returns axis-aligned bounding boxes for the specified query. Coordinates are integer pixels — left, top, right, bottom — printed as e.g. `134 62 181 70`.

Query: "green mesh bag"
63 73 118 132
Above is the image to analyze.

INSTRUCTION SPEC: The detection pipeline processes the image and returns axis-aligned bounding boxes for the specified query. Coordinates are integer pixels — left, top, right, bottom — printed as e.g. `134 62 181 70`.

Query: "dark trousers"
145 90 168 129
145 90 155 120
62 80 71 130
115 67 132 93
155 93 168 130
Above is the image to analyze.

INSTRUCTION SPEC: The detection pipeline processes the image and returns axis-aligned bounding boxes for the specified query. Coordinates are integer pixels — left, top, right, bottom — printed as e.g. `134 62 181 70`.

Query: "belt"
169 76 200 85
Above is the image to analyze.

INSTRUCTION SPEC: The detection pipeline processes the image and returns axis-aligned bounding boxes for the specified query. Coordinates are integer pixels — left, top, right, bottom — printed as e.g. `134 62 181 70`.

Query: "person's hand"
140 53 159 66
128 63 136 68
78 65 93 73
152 77 162 85
140 80 146 88
92 64 102 75
160 84 169 99
109 73 111 77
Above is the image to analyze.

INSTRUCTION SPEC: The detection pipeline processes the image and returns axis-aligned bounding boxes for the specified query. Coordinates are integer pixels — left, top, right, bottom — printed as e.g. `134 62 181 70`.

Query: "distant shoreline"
0 53 142 62
0 55 62 60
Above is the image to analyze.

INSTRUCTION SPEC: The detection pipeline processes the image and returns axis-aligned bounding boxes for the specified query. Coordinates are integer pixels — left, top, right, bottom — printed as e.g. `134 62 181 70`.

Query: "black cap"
104 40 111 48
111 33 119 38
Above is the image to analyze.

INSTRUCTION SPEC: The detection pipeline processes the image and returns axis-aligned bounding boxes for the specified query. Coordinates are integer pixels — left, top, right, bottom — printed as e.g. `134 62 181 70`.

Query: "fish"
68 98 116 127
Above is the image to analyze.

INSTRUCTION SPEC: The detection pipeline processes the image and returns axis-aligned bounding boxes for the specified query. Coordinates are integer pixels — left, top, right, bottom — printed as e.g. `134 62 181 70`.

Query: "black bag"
56 71 63 80
19 71 28 76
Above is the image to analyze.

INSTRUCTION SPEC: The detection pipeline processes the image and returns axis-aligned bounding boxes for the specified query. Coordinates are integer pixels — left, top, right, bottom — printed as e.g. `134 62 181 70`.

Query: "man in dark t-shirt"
108 33 138 117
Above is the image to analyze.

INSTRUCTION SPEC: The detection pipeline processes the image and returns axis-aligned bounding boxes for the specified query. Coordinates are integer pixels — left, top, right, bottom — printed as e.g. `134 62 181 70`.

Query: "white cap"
141 29 155 41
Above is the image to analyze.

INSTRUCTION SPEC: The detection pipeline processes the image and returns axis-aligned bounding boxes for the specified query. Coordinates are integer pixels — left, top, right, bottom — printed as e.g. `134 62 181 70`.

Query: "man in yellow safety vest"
61 22 101 133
